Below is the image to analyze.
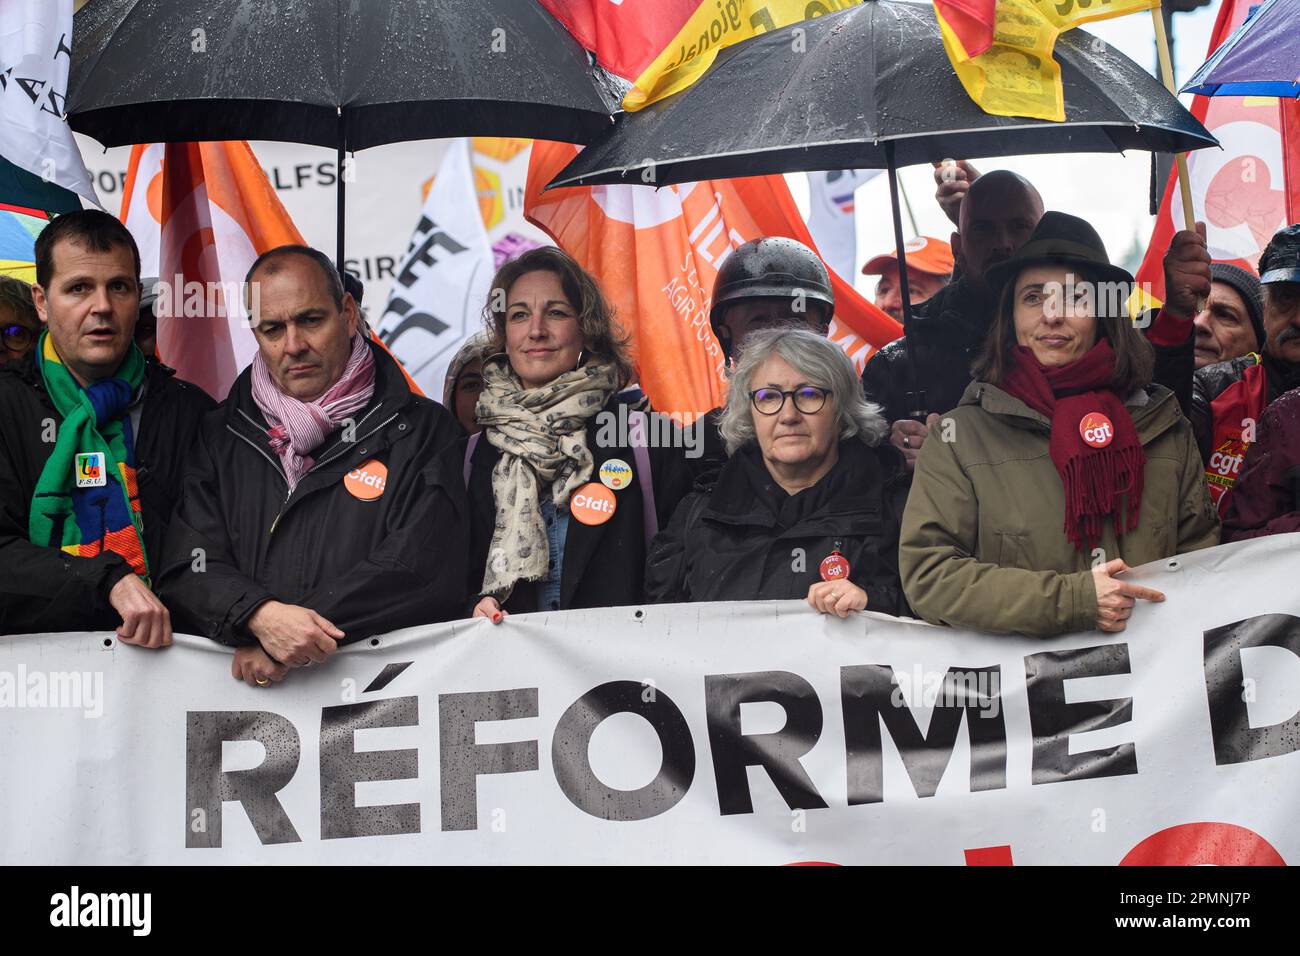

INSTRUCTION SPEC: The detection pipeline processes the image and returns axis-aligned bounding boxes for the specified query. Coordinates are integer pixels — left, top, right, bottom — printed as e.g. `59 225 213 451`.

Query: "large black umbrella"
68 0 620 262
548 0 1217 417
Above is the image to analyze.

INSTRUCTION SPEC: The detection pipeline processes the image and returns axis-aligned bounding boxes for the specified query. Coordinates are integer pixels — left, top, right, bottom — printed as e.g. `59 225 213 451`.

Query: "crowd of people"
2 161 1298 686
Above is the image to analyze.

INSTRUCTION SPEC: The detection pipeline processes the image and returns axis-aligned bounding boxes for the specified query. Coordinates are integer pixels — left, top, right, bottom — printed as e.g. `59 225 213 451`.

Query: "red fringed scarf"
1001 341 1146 551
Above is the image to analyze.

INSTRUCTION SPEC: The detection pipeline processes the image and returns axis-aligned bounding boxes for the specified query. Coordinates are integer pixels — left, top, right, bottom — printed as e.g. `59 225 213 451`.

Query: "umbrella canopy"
550 0 1217 189
1182 0 1300 99
67 0 620 150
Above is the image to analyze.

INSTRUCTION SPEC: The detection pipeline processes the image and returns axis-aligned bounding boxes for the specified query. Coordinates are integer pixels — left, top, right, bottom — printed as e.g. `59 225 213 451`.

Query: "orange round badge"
1079 412 1114 449
570 482 616 526
344 459 388 500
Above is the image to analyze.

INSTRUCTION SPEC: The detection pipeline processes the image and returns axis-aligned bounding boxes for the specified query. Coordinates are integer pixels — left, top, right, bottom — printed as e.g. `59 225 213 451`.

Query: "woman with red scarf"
899 213 1220 637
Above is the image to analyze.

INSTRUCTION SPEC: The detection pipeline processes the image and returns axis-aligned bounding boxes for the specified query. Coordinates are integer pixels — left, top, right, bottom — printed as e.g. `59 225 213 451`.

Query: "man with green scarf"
0 210 214 639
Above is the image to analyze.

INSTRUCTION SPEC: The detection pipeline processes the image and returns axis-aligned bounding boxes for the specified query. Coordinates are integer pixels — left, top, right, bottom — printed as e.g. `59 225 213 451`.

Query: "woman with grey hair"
646 327 908 617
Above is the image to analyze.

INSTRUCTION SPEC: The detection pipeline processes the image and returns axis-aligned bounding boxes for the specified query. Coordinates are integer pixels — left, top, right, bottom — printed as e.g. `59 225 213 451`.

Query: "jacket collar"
4 348 177 402
703 439 884 531
224 339 413 488
226 337 410 437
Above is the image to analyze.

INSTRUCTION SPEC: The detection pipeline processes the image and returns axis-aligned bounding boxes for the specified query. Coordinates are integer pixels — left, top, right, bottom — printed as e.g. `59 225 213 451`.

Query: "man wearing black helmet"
709 237 836 359
690 237 837 485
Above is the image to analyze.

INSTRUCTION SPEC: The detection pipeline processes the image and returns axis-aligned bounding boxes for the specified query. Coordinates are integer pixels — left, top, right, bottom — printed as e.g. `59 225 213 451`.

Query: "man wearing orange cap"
862 236 954 323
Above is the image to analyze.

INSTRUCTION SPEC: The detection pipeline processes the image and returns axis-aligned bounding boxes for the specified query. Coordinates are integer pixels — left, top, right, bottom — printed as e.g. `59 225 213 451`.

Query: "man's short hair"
34 209 142 290
244 244 344 309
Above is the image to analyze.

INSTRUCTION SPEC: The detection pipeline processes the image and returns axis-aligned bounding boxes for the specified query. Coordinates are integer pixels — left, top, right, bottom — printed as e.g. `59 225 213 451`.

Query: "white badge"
75 452 107 488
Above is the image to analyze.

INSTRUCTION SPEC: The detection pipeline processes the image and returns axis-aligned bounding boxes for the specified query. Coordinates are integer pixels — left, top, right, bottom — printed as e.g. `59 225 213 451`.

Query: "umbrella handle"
886 143 928 421
336 110 347 272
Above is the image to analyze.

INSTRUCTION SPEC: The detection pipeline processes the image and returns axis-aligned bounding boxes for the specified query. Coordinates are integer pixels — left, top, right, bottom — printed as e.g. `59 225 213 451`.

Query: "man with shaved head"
862 169 1045 468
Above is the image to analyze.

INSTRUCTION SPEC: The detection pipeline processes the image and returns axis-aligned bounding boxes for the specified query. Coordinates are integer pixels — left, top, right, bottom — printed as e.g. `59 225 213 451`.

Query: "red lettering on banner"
965 845 1014 866
1120 822 1286 866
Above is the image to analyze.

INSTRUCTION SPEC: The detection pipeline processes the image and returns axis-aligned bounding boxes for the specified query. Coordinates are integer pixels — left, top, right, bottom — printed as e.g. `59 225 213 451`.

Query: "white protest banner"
2 535 1298 865
0 0 98 207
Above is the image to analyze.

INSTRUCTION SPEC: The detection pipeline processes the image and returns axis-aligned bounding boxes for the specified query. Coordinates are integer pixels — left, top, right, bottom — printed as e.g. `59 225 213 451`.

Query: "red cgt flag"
1133 0 1300 309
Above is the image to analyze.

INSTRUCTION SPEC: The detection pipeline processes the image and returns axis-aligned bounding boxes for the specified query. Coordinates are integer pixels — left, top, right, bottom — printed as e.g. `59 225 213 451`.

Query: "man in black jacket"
157 245 468 686
0 210 214 639
861 170 1044 469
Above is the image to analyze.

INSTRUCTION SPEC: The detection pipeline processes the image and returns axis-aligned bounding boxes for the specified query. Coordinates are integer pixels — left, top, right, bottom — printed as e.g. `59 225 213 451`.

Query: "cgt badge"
1079 412 1114 449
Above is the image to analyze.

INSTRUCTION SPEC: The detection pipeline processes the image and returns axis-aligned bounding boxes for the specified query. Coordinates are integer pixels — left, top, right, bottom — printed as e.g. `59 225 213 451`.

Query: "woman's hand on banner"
473 595 509 625
1092 559 1166 633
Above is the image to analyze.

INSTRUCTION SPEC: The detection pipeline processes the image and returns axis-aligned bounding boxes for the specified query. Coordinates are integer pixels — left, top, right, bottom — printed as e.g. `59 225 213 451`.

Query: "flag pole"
1151 4 1204 312
899 175 920 237
1151 6 1196 235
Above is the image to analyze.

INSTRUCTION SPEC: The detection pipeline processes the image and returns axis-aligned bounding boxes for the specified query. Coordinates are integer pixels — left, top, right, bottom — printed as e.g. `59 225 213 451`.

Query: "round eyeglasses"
750 385 831 416
2 324 35 352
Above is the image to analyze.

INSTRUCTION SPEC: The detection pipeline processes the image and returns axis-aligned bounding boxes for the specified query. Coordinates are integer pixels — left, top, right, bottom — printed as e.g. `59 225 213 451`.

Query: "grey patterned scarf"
475 354 619 600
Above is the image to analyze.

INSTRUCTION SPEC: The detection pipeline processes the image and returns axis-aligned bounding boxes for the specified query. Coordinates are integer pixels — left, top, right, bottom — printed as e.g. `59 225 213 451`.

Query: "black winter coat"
860 277 992 424
156 342 468 645
645 438 910 616
465 401 695 613
0 353 214 634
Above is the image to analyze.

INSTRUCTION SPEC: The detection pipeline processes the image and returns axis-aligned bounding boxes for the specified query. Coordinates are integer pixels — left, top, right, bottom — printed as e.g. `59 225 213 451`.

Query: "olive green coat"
899 381 1220 637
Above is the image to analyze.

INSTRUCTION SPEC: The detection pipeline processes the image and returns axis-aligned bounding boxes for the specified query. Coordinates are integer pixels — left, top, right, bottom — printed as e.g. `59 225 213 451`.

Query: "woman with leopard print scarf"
463 248 694 622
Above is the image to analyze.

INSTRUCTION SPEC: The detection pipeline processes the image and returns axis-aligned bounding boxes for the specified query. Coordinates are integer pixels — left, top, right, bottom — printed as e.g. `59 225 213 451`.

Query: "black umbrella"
68 0 619 263
549 0 1217 417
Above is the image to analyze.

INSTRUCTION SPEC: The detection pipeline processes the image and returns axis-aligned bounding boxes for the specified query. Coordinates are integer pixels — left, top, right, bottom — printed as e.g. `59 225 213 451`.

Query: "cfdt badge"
76 452 107 488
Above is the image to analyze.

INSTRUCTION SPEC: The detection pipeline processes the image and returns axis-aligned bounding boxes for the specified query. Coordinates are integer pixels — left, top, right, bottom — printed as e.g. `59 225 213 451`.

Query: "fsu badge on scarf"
1079 412 1114 448
75 452 107 488
820 548 850 582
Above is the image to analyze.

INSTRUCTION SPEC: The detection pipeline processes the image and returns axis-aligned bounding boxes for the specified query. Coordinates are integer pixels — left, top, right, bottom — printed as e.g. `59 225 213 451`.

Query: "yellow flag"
624 0 859 112
938 0 1160 122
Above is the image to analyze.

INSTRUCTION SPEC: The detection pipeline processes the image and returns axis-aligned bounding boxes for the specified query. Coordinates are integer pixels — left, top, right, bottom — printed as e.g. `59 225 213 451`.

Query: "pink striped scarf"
251 334 376 491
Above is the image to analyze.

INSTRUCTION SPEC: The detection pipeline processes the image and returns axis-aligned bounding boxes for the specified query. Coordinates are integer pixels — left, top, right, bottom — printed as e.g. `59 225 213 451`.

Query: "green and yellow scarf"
29 331 150 583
